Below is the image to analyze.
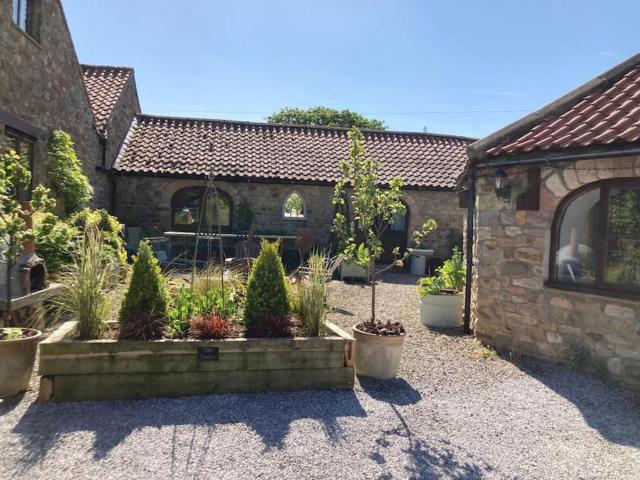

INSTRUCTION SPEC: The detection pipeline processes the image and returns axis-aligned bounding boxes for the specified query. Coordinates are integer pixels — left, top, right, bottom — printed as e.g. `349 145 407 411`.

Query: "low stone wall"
39 321 355 401
113 175 464 259
471 155 640 389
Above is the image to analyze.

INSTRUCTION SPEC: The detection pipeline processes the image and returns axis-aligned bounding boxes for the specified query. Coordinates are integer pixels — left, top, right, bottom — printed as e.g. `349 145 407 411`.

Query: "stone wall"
103 76 140 169
0 0 111 209
113 175 464 258
471 155 640 389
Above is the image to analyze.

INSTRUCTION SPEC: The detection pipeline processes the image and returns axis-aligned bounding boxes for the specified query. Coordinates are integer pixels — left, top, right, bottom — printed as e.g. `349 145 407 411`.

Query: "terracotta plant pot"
419 293 463 328
0 328 41 398
352 326 405 379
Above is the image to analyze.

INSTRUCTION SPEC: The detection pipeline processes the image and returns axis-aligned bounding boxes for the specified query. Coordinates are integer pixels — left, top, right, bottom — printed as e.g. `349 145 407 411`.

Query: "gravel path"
1 273 639 479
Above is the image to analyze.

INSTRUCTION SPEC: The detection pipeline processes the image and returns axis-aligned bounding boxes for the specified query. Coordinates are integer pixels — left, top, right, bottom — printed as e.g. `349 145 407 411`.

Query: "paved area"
1 273 639 479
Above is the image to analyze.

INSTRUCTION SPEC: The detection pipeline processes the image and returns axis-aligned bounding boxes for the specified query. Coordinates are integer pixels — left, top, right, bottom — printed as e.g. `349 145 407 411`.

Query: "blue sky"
64 0 638 138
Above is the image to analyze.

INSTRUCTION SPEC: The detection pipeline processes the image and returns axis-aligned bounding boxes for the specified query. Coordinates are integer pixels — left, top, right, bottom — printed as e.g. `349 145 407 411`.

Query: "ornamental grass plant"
51 227 119 339
295 252 333 336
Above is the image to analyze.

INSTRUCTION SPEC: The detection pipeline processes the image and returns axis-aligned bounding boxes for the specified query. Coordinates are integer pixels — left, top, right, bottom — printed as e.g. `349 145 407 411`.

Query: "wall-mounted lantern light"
492 168 511 202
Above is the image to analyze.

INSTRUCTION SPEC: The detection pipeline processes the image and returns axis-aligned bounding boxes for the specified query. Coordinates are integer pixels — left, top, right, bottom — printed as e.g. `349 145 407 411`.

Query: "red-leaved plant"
251 313 293 338
189 311 231 340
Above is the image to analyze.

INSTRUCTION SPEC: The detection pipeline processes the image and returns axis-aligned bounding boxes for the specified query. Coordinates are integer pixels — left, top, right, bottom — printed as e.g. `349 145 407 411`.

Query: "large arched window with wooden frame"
171 187 233 232
549 178 640 296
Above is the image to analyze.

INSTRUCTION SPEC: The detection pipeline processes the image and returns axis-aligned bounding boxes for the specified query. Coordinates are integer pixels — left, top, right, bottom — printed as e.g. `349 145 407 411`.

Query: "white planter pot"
419 293 463 328
340 262 369 281
352 326 405 379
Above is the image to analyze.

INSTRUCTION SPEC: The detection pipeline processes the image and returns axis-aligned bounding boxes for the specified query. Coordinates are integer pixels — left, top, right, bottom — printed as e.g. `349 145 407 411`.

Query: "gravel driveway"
1 273 639 479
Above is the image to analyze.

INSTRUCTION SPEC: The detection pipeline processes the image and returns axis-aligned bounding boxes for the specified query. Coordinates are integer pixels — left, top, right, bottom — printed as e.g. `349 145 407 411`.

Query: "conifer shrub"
119 242 169 329
243 240 290 337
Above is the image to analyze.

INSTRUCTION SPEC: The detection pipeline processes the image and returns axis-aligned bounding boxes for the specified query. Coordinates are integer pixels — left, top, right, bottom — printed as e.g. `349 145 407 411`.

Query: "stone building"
2 0 470 266
112 116 471 261
0 0 139 209
465 54 640 389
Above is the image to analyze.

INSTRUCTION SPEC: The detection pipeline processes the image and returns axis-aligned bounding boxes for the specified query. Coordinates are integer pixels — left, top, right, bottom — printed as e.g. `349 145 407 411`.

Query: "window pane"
6 130 33 201
284 192 305 218
204 195 231 227
555 188 600 284
18 0 27 30
389 210 406 232
173 190 201 226
12 0 20 24
606 186 640 287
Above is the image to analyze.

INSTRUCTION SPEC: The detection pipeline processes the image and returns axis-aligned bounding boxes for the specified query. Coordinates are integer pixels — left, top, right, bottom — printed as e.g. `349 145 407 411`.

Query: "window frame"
5 127 35 200
548 178 640 297
171 187 234 232
12 0 37 40
282 191 306 221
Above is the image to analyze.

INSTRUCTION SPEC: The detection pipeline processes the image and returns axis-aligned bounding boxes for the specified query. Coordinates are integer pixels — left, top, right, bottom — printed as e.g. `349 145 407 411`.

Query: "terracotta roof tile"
114 116 474 189
484 64 640 158
81 65 133 132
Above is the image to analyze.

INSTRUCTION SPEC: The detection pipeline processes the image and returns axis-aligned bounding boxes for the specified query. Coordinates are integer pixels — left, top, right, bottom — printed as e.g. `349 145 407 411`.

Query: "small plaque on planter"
197 346 219 361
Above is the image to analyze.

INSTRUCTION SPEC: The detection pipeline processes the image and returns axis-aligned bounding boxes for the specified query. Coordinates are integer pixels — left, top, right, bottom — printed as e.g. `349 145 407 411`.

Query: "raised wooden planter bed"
38 321 354 402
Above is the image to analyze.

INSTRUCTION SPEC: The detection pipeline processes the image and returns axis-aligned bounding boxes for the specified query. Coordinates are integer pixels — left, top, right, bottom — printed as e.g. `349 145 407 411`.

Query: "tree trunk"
370 257 376 324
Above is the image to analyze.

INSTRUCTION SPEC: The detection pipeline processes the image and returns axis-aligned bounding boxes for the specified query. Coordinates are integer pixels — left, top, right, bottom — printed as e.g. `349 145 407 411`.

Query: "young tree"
267 106 386 130
0 149 54 326
332 128 436 325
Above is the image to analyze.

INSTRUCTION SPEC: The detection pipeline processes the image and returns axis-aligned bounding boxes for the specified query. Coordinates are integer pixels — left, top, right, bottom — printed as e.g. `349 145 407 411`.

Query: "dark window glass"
389 210 407 232
552 179 640 294
606 186 640 288
5 128 34 201
172 188 232 231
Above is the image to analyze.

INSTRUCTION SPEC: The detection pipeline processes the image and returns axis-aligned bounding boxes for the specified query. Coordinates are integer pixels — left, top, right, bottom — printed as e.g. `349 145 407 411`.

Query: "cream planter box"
420 294 463 328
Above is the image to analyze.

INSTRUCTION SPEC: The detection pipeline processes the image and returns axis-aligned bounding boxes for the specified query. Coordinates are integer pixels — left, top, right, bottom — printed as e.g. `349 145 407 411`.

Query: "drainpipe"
463 167 476 334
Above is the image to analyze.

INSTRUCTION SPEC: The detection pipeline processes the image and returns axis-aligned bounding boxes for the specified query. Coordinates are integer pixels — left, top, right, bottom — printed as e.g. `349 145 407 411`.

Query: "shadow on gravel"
358 377 422 406
360 376 493 479
12 389 366 470
515 357 640 448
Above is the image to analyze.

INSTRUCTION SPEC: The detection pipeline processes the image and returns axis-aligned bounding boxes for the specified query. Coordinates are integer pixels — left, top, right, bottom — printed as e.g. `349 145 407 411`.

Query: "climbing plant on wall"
48 130 93 216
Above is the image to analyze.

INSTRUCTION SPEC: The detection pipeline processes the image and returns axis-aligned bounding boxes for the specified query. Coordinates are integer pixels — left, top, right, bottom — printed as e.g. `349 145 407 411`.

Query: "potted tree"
417 247 466 328
0 149 53 397
332 128 436 379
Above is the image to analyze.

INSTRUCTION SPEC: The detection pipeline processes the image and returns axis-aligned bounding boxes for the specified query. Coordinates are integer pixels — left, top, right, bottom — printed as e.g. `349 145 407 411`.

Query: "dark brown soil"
355 320 405 336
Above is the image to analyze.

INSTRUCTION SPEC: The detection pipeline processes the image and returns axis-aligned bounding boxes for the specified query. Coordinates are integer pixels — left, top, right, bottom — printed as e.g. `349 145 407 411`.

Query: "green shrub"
417 247 466 297
51 227 118 339
48 130 93 216
417 275 445 297
439 247 466 292
119 242 169 324
33 212 75 273
243 240 290 337
69 208 127 268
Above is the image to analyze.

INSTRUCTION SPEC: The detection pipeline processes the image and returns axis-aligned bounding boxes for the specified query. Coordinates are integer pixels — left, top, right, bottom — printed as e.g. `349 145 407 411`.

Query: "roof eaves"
135 112 477 142
467 52 640 162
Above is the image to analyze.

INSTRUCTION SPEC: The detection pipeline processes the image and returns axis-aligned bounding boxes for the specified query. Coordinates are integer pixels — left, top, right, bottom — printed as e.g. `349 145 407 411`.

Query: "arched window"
283 191 306 219
550 179 640 295
171 187 233 231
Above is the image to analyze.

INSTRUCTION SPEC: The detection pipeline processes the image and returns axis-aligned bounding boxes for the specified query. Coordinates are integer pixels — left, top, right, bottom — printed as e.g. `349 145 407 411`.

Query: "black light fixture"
492 168 511 202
